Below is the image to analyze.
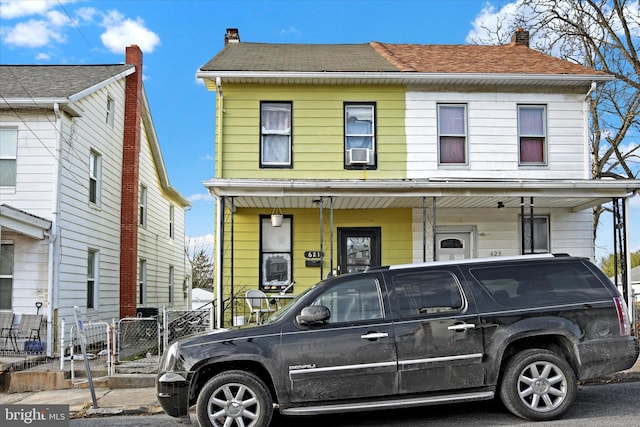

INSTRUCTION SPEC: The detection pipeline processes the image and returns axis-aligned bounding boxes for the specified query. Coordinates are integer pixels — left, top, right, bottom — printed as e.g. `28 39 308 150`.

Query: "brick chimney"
511 28 530 47
225 28 240 45
120 45 142 318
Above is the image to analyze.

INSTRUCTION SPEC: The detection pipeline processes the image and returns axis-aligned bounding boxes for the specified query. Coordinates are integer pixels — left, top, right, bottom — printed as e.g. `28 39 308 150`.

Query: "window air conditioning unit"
348 148 370 164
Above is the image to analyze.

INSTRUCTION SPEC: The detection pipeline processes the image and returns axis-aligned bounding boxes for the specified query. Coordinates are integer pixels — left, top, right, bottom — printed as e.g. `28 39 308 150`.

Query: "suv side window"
311 276 383 323
470 261 610 309
391 270 464 318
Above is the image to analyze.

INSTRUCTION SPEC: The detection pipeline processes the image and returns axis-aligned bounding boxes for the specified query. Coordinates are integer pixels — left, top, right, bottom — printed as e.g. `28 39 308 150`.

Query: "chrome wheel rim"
517 360 568 413
208 382 261 427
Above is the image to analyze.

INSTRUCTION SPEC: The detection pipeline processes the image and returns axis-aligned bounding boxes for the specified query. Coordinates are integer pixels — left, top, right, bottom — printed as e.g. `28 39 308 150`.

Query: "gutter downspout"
584 81 597 180
216 77 224 177
215 77 224 327
48 103 63 357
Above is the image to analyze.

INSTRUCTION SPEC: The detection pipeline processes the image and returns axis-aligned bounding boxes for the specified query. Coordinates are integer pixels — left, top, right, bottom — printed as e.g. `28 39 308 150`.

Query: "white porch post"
215 196 224 328
624 197 633 319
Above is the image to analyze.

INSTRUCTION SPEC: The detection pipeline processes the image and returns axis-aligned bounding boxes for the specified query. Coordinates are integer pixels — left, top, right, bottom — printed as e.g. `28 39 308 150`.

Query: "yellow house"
197 29 640 326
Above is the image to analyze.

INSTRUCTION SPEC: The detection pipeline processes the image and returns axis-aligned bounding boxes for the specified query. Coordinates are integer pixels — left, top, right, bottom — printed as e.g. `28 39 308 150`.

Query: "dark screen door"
338 227 381 275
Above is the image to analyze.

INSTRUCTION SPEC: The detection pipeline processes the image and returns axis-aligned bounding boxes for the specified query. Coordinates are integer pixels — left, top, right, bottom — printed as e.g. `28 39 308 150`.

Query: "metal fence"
67 321 112 384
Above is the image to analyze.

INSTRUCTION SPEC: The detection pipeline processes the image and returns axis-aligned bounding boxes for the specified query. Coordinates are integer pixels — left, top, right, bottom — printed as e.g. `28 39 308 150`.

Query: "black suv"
157 254 639 427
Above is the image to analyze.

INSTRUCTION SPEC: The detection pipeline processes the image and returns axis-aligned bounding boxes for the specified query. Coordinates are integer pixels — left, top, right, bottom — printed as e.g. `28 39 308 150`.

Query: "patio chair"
11 314 44 352
0 312 16 350
245 290 276 324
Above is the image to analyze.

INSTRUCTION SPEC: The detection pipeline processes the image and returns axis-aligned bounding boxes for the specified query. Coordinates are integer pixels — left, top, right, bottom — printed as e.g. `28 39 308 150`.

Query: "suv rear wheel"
196 370 273 427
499 349 577 421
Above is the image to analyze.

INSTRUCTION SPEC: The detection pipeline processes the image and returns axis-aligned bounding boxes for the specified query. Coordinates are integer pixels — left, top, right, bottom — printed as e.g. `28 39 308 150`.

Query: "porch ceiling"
204 178 640 212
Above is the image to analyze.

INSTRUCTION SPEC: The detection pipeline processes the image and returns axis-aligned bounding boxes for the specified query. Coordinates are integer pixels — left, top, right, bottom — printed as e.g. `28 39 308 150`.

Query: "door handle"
447 323 475 331
360 332 389 340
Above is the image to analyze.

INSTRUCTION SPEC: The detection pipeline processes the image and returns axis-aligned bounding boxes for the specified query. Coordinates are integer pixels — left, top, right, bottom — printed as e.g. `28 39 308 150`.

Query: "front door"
338 227 381 274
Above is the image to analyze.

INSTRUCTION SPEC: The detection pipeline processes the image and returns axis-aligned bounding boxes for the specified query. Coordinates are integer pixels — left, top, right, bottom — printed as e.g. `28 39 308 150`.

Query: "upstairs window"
438 104 467 165
260 102 292 167
89 150 101 205
518 105 546 165
0 128 18 187
87 250 98 309
344 103 376 169
139 185 147 227
169 205 175 239
106 96 115 127
139 259 147 305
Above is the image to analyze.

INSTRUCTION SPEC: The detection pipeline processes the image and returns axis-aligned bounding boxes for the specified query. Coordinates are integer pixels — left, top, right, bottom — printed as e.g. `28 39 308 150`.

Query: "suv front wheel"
499 349 577 421
196 370 273 427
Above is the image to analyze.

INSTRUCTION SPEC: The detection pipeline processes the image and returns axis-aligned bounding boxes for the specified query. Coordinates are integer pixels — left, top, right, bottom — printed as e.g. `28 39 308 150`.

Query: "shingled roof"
0 64 133 99
199 29 610 82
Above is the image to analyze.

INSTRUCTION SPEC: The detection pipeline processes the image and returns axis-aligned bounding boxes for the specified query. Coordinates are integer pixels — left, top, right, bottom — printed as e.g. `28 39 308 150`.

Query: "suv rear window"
391 270 464 318
469 261 610 309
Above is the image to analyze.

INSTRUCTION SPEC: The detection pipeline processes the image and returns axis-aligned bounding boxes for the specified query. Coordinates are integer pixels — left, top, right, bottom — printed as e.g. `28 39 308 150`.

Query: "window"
87 250 98 309
344 103 376 168
260 216 292 292
521 215 549 253
311 277 383 323
470 261 610 309
260 102 292 167
89 150 101 204
169 205 175 239
169 266 175 303
106 96 115 127
0 128 18 187
139 185 147 227
0 242 14 310
391 270 464 318
518 105 546 164
438 104 467 164
139 259 147 305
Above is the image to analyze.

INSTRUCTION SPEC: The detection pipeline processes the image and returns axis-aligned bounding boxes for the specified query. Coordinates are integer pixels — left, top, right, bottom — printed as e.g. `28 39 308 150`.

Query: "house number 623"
490 251 502 256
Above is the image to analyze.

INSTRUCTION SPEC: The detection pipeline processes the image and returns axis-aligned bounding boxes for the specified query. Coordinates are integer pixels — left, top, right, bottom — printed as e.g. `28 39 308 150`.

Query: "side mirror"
296 305 331 326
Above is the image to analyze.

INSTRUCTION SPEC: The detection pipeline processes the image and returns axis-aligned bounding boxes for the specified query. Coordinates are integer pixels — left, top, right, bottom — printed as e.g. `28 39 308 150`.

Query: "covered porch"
205 178 639 327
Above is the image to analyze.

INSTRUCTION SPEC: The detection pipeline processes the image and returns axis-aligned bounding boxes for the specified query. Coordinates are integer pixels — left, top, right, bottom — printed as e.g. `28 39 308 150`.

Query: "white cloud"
0 0 62 19
100 10 160 54
35 52 51 60
4 19 65 47
202 154 215 161
188 193 214 202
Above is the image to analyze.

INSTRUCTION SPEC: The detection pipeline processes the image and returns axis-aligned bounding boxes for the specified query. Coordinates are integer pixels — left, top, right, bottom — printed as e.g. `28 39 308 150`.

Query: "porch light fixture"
497 201 505 209
271 202 283 227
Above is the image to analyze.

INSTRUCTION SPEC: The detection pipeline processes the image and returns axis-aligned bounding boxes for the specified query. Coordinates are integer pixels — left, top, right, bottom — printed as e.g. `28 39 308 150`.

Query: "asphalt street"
70 380 640 427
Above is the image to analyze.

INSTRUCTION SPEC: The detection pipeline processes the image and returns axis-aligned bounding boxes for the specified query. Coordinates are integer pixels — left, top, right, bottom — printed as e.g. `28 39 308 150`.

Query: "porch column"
215 196 225 328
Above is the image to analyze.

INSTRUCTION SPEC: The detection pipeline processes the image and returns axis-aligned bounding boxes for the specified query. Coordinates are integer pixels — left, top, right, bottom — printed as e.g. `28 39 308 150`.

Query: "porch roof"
203 178 640 211
0 204 52 240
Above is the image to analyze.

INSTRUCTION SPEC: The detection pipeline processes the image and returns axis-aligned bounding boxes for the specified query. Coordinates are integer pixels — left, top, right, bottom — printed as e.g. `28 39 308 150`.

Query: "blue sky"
1 0 638 261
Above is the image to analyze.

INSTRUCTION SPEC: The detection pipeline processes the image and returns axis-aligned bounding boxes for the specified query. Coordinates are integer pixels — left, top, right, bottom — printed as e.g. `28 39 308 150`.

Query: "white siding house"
0 46 190 355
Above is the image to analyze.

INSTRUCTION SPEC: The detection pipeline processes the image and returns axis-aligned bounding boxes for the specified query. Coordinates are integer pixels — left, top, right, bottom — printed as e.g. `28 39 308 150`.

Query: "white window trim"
169 205 175 239
0 128 18 188
517 104 548 166
139 185 148 227
89 150 101 205
437 103 468 166
139 259 147 305
106 96 115 127
87 249 99 309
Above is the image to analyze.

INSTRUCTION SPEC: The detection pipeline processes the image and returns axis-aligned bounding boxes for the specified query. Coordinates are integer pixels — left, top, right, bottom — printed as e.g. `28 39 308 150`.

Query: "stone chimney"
121 45 142 318
511 28 530 47
225 28 240 45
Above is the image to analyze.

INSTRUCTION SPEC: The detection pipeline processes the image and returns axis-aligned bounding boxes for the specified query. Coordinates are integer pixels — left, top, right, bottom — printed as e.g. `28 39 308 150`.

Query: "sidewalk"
0 356 638 418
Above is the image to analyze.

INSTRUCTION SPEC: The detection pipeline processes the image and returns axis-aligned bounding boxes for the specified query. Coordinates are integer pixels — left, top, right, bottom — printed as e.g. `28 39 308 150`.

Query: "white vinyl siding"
137 121 189 308
406 92 587 180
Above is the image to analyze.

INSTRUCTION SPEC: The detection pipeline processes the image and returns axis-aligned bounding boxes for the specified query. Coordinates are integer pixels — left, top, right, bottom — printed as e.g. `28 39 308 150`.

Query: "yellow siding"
215 84 407 179
220 208 413 296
